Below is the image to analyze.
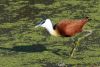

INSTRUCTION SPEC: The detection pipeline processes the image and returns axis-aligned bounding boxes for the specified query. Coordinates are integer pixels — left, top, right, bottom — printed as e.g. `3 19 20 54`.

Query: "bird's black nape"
40 15 47 20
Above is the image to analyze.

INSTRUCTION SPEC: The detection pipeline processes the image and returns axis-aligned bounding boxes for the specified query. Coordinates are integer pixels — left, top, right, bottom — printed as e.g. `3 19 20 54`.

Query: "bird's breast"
51 29 61 37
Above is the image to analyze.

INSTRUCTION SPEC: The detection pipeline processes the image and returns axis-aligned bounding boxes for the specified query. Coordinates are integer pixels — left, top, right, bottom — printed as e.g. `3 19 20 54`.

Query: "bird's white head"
35 19 52 28
35 18 61 36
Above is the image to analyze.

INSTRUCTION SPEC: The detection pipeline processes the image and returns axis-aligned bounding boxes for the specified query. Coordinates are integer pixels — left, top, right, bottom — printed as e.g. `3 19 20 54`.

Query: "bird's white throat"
42 19 60 36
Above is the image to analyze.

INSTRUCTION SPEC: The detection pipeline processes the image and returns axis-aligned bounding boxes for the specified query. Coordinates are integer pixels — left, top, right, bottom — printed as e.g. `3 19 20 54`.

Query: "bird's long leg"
70 39 79 57
70 41 77 57
70 30 93 57
77 30 93 41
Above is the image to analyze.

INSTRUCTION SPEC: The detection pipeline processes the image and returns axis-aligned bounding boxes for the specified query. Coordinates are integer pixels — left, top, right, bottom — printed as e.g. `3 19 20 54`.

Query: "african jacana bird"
35 17 92 57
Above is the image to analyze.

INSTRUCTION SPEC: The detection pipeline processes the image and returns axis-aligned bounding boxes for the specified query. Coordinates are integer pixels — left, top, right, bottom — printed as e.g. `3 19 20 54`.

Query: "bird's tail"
85 16 89 21
82 16 90 23
85 16 89 19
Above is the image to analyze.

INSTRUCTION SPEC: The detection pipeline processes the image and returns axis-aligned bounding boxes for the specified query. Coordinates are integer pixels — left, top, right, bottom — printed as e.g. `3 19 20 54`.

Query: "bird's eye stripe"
41 21 45 24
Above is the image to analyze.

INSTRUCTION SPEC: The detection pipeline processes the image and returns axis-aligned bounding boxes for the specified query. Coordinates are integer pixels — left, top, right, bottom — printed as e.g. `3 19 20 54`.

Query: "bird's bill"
35 24 40 28
35 22 42 28
35 20 45 28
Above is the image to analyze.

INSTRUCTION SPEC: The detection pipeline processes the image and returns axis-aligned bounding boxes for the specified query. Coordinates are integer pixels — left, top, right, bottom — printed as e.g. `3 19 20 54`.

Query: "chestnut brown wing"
56 19 88 37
